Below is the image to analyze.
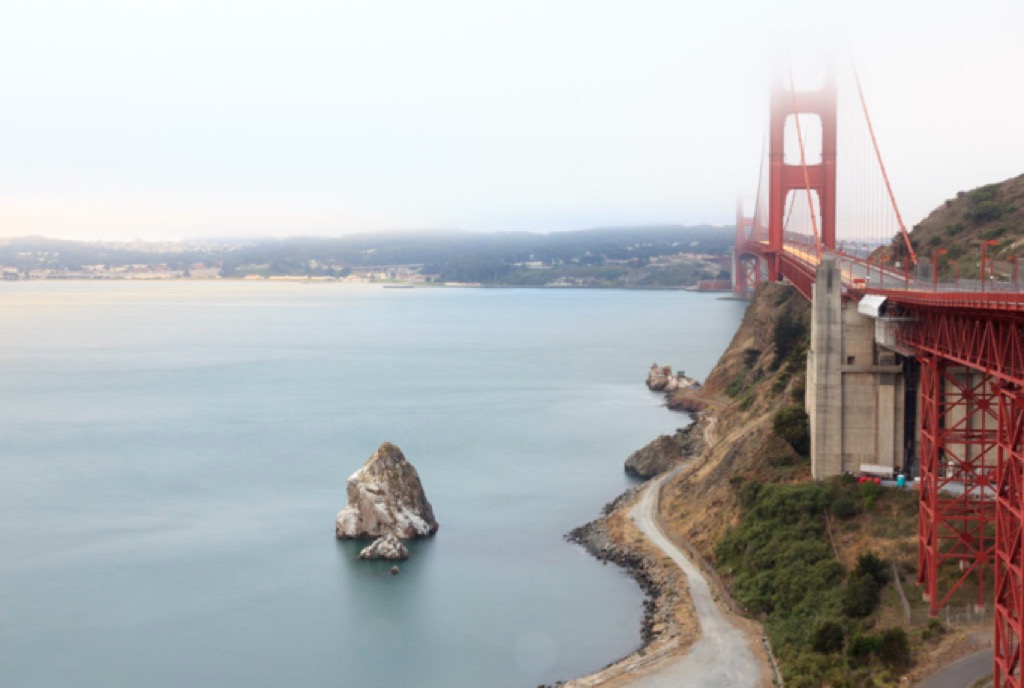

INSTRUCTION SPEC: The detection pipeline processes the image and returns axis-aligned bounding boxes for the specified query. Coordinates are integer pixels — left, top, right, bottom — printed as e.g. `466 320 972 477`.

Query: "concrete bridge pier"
806 260 912 479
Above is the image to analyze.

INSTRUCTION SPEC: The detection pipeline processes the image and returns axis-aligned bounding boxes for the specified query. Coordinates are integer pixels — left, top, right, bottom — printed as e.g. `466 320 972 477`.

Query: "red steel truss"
733 253 761 295
996 385 1024 687
889 309 1024 383
916 354 997 614
734 202 762 296
895 305 1024 685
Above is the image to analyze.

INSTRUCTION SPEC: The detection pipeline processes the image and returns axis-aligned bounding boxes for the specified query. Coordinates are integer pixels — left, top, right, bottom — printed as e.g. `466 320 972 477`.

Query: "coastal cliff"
571 281 970 687
651 284 964 685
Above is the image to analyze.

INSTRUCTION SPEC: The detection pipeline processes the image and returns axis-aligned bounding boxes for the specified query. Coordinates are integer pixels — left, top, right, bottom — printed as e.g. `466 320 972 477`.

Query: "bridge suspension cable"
852 65 917 266
750 131 770 243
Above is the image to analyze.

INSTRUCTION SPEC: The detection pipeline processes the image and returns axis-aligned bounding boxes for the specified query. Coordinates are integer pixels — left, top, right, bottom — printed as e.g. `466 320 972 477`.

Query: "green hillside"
892 174 1024 281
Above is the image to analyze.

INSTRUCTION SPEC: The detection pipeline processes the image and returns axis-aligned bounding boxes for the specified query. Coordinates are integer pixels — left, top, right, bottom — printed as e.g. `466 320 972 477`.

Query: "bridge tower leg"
995 386 1024 688
917 355 998 615
733 254 761 296
734 201 760 296
767 68 837 277
737 198 761 294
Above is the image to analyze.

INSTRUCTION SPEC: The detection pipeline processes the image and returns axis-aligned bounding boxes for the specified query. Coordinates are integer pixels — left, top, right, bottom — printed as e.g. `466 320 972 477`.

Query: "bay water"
0 282 744 688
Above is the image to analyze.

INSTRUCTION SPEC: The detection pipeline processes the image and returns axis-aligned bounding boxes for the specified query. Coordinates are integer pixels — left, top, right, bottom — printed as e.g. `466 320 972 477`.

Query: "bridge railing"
816 250 1024 295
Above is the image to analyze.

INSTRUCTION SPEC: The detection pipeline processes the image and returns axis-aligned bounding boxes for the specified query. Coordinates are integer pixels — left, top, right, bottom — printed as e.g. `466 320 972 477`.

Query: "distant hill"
894 174 1024 280
0 225 735 286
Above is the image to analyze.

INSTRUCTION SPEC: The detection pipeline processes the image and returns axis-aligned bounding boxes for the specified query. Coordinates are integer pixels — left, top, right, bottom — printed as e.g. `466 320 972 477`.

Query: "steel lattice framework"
734 254 761 295
996 386 1024 687
915 354 997 613
897 307 1024 685
740 65 1024 686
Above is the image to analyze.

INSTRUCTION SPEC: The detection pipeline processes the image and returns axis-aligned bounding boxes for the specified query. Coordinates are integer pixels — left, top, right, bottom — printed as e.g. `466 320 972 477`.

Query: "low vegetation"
717 477 915 687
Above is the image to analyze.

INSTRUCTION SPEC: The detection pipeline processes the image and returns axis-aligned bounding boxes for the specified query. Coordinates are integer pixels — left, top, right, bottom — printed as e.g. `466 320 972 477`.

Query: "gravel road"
625 469 764 687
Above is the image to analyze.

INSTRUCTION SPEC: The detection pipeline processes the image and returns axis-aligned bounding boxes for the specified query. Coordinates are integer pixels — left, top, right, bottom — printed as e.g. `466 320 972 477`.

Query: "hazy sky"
0 0 1021 240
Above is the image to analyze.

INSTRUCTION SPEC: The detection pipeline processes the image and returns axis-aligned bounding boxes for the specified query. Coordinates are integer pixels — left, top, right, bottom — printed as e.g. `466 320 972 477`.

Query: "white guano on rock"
359 533 410 560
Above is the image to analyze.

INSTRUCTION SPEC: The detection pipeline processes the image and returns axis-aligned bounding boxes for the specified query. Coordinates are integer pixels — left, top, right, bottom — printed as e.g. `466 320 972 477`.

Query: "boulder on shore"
335 442 439 540
624 434 684 479
359 533 410 560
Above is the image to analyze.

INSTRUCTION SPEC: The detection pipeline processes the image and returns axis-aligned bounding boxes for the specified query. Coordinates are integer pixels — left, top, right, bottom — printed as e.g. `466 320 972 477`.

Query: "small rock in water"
390 565 400 576
359 533 410 560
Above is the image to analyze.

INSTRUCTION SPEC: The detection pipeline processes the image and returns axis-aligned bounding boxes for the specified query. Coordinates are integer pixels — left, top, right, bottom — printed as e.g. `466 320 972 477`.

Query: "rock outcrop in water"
335 442 439 540
359 533 410 560
624 435 684 479
624 423 706 479
646 363 700 393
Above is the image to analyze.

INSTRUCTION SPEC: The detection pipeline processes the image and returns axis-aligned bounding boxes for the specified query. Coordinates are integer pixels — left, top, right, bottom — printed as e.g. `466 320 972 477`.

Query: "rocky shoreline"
547 476 697 688
565 491 667 647
544 369 710 688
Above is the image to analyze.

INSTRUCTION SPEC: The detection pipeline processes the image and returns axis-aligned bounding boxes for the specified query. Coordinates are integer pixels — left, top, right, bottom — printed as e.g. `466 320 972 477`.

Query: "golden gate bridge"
735 62 1024 686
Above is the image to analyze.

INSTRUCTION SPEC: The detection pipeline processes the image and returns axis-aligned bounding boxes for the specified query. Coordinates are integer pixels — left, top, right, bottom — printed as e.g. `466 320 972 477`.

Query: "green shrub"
983 225 1009 240
772 405 810 455
854 551 889 586
737 480 761 508
878 627 910 669
842 571 881 618
860 479 882 509
773 309 808 369
749 482 830 521
971 184 1000 204
969 200 1007 223
847 632 883 665
725 375 745 398
811 620 845 654
832 494 858 519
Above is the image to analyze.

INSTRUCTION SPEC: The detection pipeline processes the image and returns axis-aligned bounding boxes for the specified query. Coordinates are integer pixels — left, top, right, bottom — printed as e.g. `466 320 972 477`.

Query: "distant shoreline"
3 278 719 292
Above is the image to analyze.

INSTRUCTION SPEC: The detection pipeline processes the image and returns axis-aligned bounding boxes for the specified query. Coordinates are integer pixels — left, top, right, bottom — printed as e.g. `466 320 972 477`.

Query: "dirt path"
623 469 764 687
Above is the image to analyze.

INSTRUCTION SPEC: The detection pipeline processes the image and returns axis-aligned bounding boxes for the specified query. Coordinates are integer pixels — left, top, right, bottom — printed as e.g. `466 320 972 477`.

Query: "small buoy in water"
390 565 400 576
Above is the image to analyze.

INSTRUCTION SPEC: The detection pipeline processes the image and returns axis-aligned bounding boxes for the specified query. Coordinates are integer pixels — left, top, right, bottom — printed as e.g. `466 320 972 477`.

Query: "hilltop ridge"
885 173 1024 280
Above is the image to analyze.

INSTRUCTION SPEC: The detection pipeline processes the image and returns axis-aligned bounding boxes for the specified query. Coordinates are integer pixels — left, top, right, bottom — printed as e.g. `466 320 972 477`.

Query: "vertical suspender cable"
852 64 917 266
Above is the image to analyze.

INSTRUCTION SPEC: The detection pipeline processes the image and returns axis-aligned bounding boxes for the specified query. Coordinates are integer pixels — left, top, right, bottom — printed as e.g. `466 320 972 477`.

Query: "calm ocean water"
0 282 744 688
